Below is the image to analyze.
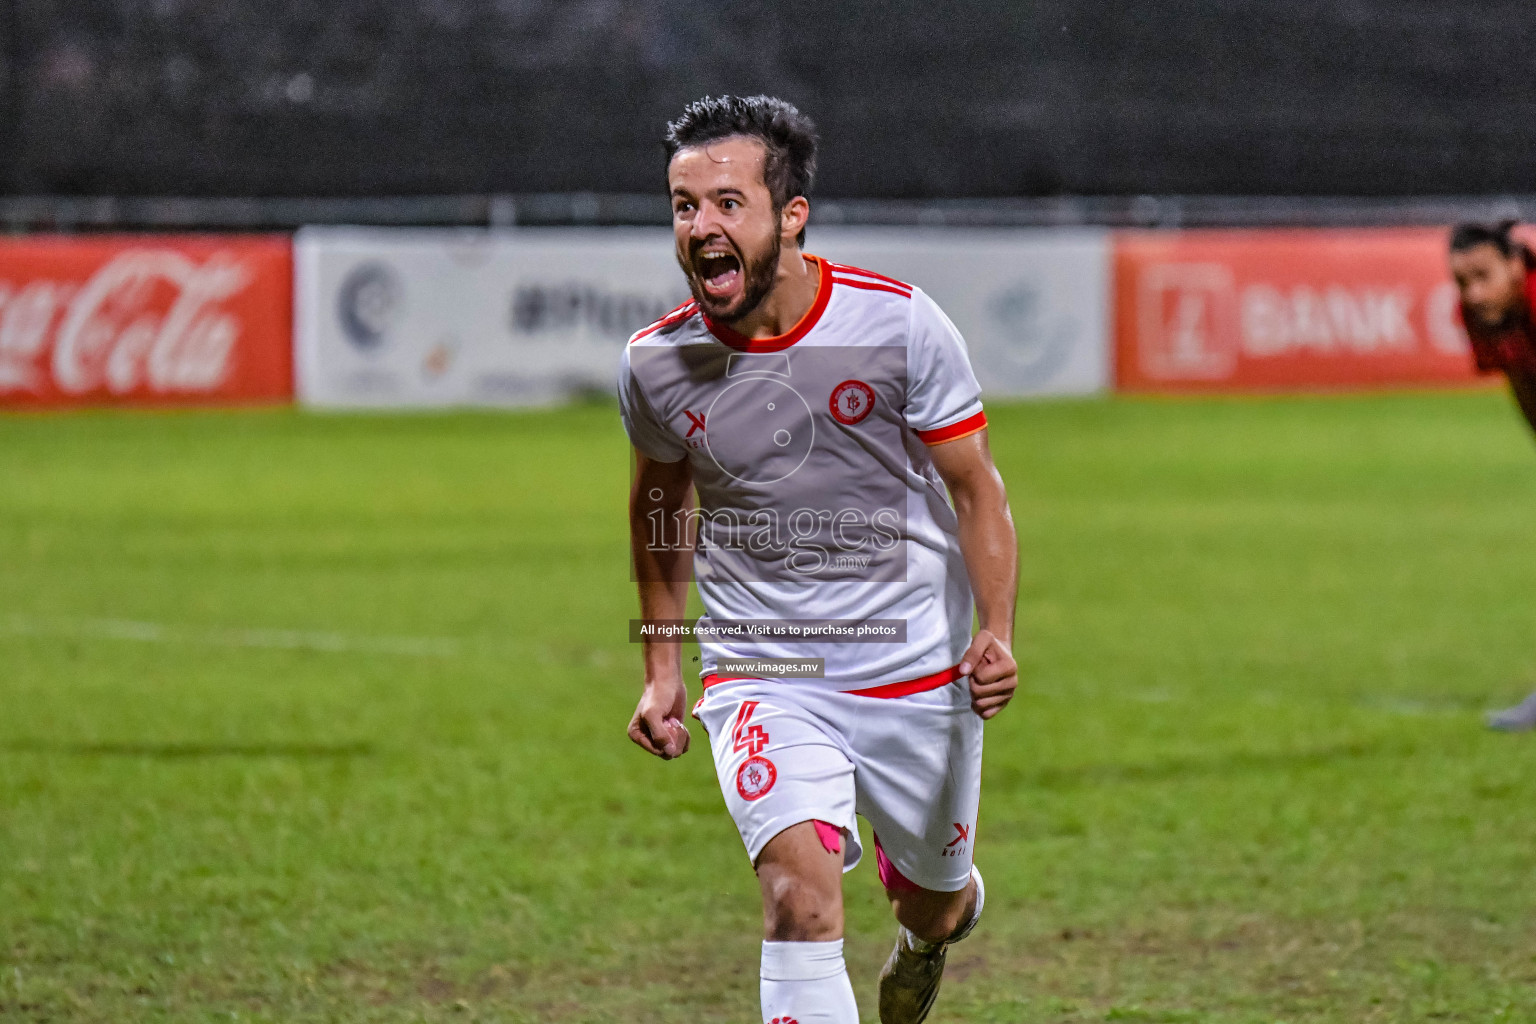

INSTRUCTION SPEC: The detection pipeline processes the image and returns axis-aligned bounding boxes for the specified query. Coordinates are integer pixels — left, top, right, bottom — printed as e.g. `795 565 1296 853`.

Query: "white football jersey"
619 254 988 692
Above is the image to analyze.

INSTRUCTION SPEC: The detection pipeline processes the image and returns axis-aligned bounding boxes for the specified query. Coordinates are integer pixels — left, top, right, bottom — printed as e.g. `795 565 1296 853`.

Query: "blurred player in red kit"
619 96 1019 1023
1448 220 1536 730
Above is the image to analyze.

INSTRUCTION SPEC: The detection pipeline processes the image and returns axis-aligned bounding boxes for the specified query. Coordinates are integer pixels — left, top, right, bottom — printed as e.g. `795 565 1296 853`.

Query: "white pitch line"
0 614 462 658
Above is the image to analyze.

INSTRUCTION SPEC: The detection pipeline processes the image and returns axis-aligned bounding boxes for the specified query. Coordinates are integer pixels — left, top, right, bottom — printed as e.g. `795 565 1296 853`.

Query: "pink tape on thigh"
812 819 843 855
874 833 922 893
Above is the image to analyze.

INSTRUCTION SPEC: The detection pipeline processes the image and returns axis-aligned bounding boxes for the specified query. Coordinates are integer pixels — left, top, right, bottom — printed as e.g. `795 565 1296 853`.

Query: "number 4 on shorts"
731 700 769 756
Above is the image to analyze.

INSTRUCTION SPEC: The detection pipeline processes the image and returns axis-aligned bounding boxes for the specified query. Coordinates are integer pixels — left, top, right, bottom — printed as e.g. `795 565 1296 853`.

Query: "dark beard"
1472 303 1522 333
686 233 781 324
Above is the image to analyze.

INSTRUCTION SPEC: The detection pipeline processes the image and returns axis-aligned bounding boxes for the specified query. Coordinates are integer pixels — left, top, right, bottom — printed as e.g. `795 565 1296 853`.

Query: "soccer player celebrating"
618 95 1018 1024
1448 220 1536 730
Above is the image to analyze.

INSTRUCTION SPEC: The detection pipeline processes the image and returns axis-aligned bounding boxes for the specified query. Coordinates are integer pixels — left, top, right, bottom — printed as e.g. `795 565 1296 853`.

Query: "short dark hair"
665 95 819 246
1450 219 1524 258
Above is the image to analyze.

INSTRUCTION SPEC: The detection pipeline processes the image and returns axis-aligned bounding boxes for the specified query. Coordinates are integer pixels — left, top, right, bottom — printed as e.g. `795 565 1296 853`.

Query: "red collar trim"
703 254 831 353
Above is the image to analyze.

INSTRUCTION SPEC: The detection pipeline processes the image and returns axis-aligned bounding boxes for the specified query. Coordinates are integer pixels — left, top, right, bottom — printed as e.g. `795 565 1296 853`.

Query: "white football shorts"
693 673 983 893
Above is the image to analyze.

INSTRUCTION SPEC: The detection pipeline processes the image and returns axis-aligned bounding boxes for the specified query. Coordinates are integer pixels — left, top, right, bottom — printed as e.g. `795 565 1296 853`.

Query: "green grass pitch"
3 390 1536 1023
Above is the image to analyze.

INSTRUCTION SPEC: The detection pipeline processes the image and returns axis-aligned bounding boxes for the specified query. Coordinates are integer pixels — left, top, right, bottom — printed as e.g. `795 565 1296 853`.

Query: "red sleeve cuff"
915 410 987 445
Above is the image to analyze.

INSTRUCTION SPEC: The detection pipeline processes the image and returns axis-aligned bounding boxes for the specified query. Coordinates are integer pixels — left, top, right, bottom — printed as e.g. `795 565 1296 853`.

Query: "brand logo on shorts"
768 1017 799 1024
736 755 778 801
942 822 971 858
828 379 875 425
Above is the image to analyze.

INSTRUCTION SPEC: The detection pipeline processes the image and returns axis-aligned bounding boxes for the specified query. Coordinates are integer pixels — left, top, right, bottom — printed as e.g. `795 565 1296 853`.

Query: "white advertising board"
295 226 1109 408
812 228 1110 397
295 227 686 407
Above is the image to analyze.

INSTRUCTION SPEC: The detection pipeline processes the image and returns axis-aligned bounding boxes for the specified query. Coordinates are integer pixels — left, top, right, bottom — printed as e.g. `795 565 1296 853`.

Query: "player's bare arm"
627 451 694 760
928 429 1019 719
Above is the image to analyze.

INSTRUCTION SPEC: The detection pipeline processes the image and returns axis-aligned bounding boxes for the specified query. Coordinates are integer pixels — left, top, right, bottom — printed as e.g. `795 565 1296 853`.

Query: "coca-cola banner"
1114 228 1479 392
295 227 1110 408
0 235 293 408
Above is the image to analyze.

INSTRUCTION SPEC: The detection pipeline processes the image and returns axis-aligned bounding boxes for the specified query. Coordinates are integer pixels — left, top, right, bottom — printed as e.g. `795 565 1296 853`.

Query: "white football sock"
760 939 859 1024
950 864 985 943
906 865 986 955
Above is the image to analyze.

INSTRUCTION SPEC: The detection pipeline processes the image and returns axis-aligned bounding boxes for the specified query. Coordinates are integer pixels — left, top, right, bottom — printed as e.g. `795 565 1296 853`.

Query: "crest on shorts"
828 379 875 425
736 755 778 801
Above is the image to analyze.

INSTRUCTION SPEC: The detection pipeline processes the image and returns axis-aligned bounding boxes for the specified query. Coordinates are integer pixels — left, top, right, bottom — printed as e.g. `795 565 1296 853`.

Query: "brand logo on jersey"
768 1017 800 1024
828 379 876 425
942 822 971 857
736 756 777 801
682 409 708 449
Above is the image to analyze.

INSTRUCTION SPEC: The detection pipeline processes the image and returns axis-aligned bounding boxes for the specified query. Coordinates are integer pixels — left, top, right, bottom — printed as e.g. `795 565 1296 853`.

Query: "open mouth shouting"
694 245 743 305
681 230 779 323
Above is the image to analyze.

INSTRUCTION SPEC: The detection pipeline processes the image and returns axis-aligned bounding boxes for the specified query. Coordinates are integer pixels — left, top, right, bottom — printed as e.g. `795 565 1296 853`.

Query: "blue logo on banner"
337 262 401 351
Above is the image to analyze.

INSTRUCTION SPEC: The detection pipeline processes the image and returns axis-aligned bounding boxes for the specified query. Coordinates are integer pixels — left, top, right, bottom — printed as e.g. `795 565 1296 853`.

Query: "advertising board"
295 227 1111 407
0 236 293 408
1113 229 1477 392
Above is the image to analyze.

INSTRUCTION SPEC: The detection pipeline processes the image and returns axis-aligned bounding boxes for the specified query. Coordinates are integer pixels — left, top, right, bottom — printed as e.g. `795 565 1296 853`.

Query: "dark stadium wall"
2 0 1531 199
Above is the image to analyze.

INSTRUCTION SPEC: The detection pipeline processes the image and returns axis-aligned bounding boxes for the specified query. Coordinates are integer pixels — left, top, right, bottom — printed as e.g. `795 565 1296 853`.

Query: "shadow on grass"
0 739 375 758
1006 738 1410 790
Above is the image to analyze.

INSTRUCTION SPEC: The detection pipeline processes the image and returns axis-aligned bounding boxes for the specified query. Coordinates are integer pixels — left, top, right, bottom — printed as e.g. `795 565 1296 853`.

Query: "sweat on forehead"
672 136 768 174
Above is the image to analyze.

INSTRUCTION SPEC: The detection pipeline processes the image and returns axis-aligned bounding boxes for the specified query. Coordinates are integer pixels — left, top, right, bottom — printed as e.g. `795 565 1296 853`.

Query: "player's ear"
780 196 809 245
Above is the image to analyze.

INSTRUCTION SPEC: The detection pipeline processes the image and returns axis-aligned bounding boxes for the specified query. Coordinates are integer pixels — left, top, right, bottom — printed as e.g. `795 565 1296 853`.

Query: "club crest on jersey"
736 755 778 801
828 379 876 425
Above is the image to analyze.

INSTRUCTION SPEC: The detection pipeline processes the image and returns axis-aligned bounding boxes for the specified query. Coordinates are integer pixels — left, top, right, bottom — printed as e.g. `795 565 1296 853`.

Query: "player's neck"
727 248 818 340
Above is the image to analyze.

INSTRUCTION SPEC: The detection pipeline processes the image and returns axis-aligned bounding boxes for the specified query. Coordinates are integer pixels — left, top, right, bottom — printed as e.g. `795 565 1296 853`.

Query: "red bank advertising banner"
0 235 293 408
1114 229 1481 392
